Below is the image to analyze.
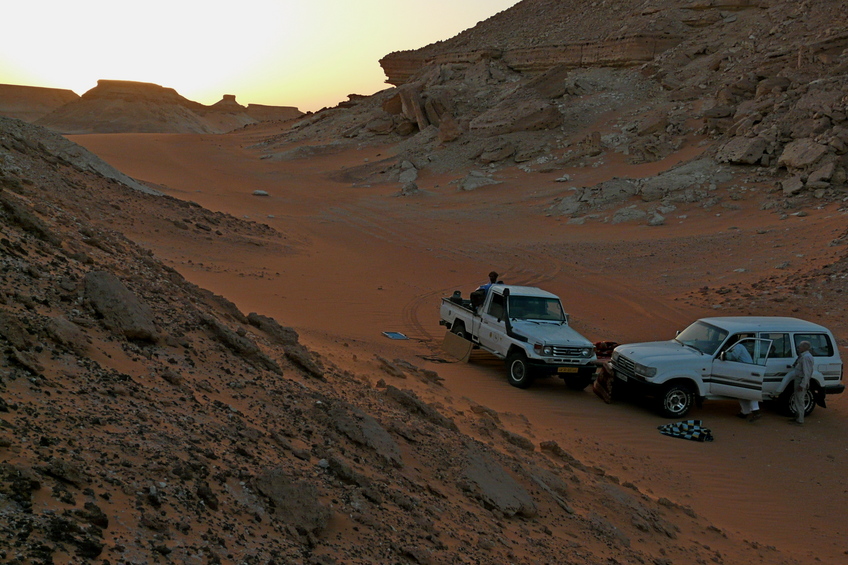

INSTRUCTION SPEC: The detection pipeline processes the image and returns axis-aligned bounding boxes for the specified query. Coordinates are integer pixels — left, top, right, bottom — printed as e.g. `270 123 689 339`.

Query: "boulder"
479 143 515 164
398 162 418 184
612 206 648 224
755 76 791 98
593 178 638 206
715 136 767 165
437 113 463 143
781 175 805 196
84 271 158 341
778 139 829 170
366 116 395 135
808 161 836 184
45 316 88 354
459 172 502 191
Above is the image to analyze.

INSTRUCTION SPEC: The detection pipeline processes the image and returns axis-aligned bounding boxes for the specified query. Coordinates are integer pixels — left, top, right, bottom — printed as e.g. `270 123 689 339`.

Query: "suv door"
759 332 794 396
478 292 506 353
710 337 772 400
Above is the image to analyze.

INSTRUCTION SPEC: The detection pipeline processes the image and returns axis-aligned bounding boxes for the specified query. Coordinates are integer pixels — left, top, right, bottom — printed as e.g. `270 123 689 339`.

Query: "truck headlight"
581 348 592 357
611 350 619 362
634 363 657 377
533 344 554 356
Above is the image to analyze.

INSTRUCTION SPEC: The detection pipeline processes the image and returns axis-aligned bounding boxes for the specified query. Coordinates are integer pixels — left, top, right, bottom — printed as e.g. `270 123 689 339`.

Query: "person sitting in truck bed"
470 271 500 311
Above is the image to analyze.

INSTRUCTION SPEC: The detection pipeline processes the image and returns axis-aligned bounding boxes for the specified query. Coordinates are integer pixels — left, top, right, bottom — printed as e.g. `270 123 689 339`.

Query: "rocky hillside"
263 0 846 222
0 115 802 564
31 80 303 135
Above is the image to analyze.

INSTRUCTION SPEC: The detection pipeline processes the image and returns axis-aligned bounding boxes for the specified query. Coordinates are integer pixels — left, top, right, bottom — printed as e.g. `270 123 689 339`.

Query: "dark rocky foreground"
0 117 799 564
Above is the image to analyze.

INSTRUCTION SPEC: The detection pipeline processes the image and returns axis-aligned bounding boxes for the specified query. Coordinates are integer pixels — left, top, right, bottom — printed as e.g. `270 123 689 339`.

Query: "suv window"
488 293 505 319
760 332 792 358
794 333 834 357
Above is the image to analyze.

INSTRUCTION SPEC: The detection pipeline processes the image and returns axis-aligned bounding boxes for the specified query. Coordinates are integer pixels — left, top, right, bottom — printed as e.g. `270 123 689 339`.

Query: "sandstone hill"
29 80 303 135
262 0 847 221
0 85 79 123
0 114 807 564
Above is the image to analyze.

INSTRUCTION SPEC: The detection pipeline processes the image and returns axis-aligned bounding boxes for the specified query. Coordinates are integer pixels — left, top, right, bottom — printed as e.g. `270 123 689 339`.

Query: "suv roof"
491 285 559 299
699 316 830 333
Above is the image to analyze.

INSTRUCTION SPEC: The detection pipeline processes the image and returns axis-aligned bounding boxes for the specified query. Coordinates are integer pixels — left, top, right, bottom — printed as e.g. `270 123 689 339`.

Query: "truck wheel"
780 386 816 418
506 353 533 389
565 372 594 391
657 383 694 419
451 321 469 341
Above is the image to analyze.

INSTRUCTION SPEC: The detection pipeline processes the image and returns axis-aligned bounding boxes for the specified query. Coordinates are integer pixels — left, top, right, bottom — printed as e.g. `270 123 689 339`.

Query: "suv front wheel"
657 383 695 418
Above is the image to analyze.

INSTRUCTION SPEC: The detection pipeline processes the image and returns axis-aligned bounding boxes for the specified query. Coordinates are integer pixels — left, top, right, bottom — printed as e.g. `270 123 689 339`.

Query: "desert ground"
69 126 848 563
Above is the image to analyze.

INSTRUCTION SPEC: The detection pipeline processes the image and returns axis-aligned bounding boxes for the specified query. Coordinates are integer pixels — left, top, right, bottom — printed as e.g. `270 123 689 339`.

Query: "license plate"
557 367 578 374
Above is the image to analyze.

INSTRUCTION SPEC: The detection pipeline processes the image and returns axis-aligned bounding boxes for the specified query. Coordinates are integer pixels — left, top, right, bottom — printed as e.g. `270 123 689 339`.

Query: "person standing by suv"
725 338 762 421
790 341 815 425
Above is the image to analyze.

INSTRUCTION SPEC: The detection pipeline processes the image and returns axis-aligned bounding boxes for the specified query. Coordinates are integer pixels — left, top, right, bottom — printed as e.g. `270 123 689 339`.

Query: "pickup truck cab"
440 285 597 389
610 316 844 418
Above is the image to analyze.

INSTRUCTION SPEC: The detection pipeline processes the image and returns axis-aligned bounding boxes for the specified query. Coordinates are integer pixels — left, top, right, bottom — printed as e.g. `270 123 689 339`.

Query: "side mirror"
719 351 726 361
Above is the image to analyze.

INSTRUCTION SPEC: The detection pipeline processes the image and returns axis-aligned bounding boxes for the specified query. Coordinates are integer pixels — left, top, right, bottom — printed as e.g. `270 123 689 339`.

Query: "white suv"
610 316 844 418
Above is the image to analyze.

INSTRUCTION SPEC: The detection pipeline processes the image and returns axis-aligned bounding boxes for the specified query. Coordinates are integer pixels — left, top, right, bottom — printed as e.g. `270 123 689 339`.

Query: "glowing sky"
1 0 520 112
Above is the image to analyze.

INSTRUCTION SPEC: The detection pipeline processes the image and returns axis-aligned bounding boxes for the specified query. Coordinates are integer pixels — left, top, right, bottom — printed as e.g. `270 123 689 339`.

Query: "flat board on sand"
441 330 473 362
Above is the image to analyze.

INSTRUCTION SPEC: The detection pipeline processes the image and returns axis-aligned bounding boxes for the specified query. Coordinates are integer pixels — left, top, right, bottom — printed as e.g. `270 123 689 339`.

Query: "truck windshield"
674 320 728 355
507 296 565 321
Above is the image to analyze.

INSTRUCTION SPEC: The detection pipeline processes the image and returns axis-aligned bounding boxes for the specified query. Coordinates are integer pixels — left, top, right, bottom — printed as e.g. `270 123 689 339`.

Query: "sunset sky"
1 0 519 112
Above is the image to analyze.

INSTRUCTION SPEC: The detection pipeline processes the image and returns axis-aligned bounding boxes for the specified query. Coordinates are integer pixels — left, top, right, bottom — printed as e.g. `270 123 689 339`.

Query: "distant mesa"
210 94 245 111
0 79 302 134
0 84 79 122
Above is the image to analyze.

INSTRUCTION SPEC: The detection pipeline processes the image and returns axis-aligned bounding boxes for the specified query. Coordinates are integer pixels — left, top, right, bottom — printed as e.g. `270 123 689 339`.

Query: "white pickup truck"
439 285 597 389
610 316 844 418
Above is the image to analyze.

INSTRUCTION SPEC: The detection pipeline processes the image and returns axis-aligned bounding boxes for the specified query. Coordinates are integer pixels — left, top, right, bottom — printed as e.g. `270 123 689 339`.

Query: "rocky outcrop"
381 34 683 86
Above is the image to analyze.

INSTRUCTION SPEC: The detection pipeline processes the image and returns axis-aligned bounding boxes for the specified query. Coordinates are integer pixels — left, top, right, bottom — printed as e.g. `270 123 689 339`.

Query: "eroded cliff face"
280 0 848 217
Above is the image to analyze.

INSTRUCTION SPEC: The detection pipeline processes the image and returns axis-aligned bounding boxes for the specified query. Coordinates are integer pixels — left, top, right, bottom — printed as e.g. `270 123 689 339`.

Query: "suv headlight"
634 363 657 377
581 348 592 357
533 344 554 356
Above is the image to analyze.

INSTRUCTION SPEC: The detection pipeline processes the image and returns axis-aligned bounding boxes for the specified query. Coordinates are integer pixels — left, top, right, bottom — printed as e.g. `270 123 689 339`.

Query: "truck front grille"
552 346 585 357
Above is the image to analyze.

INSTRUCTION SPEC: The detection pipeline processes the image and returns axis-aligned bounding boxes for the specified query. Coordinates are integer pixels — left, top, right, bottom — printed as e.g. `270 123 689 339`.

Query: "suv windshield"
507 296 565 321
674 320 728 355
